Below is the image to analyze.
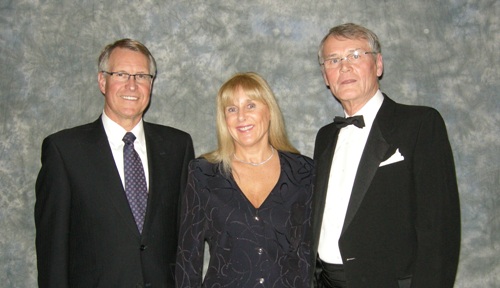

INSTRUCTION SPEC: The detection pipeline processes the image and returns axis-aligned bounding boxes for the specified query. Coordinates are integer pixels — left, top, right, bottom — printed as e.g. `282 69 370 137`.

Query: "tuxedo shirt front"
318 91 383 264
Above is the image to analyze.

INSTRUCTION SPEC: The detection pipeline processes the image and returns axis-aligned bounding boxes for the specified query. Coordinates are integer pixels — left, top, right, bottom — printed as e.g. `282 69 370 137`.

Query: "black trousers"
316 259 347 288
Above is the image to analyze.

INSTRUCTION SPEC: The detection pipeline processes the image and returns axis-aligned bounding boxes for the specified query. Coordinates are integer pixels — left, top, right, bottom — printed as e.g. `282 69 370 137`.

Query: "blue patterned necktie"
123 132 148 233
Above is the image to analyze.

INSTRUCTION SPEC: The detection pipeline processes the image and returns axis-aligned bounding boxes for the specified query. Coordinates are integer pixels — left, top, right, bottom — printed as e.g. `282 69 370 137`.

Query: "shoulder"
144 122 192 140
188 157 221 175
280 151 313 163
278 152 315 188
316 122 337 138
187 158 229 189
383 94 443 121
375 94 447 134
143 122 193 150
279 151 315 171
43 120 100 145
394 102 439 117
392 102 446 130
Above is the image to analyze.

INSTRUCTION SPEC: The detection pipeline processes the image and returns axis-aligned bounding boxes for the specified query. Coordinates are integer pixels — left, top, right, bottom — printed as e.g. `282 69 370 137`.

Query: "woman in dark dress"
176 72 314 288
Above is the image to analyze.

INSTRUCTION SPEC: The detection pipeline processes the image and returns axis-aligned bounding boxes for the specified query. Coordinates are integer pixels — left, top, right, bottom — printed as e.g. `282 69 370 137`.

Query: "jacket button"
140 245 147 251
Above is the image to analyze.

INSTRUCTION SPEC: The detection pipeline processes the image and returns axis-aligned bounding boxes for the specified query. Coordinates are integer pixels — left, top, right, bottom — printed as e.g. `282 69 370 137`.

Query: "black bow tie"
333 115 365 128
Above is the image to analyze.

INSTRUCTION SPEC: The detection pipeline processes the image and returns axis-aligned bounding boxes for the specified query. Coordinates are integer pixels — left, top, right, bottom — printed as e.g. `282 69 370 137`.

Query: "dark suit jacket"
311 95 460 288
35 117 194 288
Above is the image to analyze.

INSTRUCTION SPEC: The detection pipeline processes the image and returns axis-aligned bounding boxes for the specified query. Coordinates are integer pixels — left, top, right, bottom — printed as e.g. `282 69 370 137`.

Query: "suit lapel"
84 118 140 236
341 95 397 234
312 124 340 247
342 120 390 233
141 123 169 236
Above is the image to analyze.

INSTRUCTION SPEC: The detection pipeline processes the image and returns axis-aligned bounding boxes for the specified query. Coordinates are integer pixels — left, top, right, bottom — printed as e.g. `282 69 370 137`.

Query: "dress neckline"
231 151 282 209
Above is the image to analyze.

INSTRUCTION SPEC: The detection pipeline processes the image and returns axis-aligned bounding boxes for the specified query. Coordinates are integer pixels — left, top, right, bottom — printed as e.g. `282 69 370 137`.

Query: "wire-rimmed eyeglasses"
101 71 154 84
320 50 377 69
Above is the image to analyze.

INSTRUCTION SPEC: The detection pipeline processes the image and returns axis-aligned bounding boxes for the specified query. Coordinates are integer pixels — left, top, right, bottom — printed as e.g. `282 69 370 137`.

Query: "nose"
237 110 246 121
125 75 138 90
339 60 351 72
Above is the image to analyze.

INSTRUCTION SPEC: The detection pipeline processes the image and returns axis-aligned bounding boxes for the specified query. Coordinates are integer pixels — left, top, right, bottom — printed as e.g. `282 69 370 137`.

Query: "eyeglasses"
101 71 154 84
321 50 377 69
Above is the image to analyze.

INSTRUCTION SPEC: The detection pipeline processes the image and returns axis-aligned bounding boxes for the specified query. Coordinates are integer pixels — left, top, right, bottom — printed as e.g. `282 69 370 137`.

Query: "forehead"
107 48 149 70
227 88 252 103
223 87 266 107
322 36 370 56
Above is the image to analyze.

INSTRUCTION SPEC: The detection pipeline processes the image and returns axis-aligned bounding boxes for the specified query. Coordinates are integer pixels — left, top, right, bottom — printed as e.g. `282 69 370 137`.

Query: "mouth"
340 79 356 85
237 125 254 132
121 95 139 101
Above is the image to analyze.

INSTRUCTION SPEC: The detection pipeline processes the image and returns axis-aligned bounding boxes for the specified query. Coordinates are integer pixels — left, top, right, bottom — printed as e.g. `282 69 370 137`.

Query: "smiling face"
321 36 383 114
98 48 152 130
224 87 271 151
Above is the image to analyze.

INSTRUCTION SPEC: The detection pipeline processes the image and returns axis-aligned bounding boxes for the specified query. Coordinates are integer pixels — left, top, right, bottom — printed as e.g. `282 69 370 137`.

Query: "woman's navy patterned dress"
176 151 315 288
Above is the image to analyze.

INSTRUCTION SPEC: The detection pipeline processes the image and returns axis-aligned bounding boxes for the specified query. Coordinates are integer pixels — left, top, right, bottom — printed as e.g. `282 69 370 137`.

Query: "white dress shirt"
318 90 384 264
101 111 149 191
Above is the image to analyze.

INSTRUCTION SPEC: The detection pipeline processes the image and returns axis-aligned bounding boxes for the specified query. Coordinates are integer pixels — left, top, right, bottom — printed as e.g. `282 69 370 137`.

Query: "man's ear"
376 53 384 77
98 72 106 95
322 69 330 87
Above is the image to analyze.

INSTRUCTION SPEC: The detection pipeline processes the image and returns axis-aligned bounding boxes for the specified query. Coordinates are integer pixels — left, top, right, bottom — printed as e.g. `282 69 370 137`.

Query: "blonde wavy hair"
202 72 299 175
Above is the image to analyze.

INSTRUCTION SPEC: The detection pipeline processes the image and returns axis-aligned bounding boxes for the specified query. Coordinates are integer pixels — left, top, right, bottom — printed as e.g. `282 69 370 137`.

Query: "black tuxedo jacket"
311 95 460 288
35 117 194 288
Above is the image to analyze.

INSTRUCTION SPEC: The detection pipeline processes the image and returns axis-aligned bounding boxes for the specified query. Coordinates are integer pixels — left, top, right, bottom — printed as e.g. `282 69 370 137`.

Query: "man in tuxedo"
311 23 460 287
35 39 194 287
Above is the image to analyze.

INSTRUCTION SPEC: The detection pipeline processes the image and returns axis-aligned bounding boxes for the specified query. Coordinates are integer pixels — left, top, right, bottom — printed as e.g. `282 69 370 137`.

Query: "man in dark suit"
311 23 460 288
35 39 195 287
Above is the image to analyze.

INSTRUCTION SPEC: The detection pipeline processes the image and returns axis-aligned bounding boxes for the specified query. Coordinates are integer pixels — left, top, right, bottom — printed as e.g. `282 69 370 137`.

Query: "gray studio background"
1 0 498 287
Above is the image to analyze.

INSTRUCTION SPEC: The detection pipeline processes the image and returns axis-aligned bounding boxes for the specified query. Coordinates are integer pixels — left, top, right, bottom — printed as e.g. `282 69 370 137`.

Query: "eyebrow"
111 69 150 74
325 48 362 58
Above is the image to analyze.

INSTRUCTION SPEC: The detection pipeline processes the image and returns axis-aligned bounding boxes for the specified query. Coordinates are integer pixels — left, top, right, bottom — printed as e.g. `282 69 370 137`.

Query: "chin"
335 90 360 101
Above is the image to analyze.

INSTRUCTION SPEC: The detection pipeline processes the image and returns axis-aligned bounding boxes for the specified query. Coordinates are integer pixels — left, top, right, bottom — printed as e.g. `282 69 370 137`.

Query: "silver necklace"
233 146 275 166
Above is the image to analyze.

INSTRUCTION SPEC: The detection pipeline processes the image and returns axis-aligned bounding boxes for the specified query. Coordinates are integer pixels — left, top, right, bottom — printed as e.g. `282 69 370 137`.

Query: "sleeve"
284 155 315 287
412 109 461 287
176 134 195 231
298 158 315 287
34 137 71 288
175 161 206 288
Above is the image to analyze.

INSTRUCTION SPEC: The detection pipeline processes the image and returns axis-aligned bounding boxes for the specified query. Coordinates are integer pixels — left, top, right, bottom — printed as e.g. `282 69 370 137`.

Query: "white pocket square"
379 148 404 167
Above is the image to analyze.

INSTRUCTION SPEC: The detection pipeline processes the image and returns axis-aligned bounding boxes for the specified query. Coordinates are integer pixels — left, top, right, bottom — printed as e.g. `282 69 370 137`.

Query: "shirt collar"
344 90 384 129
101 111 145 146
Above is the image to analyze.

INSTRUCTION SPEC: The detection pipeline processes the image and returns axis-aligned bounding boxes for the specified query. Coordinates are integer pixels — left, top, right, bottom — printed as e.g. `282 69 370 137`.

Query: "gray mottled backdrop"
0 0 498 287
